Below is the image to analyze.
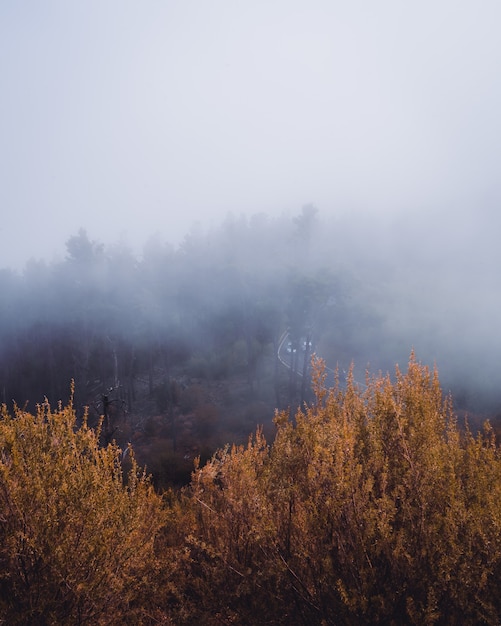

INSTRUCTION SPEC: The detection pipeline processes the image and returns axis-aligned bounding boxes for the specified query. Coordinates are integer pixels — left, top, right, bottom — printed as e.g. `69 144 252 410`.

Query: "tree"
65 229 104 265
294 203 318 245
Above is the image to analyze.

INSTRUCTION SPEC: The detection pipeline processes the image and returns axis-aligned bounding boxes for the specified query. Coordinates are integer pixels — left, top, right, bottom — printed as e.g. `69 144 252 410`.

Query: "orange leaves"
0 399 165 624
1 355 501 624
181 354 501 624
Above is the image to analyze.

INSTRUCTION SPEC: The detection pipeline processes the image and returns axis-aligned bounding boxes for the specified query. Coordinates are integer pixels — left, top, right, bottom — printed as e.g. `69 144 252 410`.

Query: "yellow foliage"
182 354 501 624
0 397 165 625
2 356 501 625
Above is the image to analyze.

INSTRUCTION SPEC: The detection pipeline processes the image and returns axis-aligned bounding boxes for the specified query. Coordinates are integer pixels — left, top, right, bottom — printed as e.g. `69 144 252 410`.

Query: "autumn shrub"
182 354 501 625
2 356 500 625
0 392 166 625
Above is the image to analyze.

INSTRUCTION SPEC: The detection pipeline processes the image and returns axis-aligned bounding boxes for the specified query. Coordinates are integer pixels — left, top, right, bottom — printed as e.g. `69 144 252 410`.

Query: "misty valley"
1 208 501 623
4 0 501 619
1 208 499 487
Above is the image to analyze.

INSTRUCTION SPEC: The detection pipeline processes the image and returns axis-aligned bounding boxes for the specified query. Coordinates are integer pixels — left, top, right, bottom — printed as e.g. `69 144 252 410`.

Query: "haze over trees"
1 208 501 621
1 208 501 485
2 211 500 388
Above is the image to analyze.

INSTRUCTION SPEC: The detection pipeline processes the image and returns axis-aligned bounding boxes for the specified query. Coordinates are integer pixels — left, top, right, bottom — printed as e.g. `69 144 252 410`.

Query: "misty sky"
2 1 501 270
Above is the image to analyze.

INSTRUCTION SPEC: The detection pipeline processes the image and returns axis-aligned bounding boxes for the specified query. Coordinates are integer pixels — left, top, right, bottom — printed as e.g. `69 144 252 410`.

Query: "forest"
1 207 500 487
1 207 501 623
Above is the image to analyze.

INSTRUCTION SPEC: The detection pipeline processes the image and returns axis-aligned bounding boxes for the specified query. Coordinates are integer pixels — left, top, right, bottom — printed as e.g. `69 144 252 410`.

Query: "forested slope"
1 208 501 487
0 210 367 485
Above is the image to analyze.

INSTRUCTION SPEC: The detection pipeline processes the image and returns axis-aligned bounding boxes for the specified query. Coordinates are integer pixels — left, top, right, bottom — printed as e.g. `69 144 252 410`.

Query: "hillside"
1 210 501 487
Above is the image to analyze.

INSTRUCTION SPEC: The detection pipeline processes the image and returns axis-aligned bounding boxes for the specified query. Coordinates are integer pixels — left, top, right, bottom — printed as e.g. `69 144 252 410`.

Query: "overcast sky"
1 1 501 270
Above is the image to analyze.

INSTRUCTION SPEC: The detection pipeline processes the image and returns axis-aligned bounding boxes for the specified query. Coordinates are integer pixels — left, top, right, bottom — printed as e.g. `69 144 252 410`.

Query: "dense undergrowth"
1 356 500 624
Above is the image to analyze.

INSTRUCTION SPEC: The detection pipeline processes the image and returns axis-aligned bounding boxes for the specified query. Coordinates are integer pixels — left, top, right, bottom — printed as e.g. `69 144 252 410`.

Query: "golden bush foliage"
184 355 501 625
0 392 165 625
1 356 501 625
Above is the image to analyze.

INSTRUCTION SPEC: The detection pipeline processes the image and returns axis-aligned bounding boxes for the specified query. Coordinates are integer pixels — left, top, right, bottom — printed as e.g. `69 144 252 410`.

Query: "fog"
2 1 501 269
0 205 500 489
1 3 501 472
1 207 501 409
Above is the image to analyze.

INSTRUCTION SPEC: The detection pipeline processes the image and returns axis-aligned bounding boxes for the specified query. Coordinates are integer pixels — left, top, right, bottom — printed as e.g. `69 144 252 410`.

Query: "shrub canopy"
0 392 164 625
185 355 501 624
1 356 501 625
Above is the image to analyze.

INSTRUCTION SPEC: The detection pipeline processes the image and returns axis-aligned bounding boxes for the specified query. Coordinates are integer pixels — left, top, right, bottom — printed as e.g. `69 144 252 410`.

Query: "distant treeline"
0 208 356 416
0 206 500 428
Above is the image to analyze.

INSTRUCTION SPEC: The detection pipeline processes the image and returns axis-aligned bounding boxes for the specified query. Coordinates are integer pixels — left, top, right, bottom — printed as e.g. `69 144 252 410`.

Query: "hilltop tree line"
1 357 500 624
2 208 499 417
0 209 376 482
2 208 501 483
1 211 334 408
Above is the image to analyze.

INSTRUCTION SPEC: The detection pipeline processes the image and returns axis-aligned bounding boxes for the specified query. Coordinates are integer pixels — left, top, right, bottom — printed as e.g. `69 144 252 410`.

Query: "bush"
0 391 165 625
183 354 501 624
2 356 501 624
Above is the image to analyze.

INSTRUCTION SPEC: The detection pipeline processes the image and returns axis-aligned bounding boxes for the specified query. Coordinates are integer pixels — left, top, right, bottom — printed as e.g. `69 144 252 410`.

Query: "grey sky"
1 1 501 269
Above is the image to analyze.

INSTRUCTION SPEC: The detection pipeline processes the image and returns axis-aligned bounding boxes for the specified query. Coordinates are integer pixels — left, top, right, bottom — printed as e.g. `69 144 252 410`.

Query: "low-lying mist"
1 206 499 432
